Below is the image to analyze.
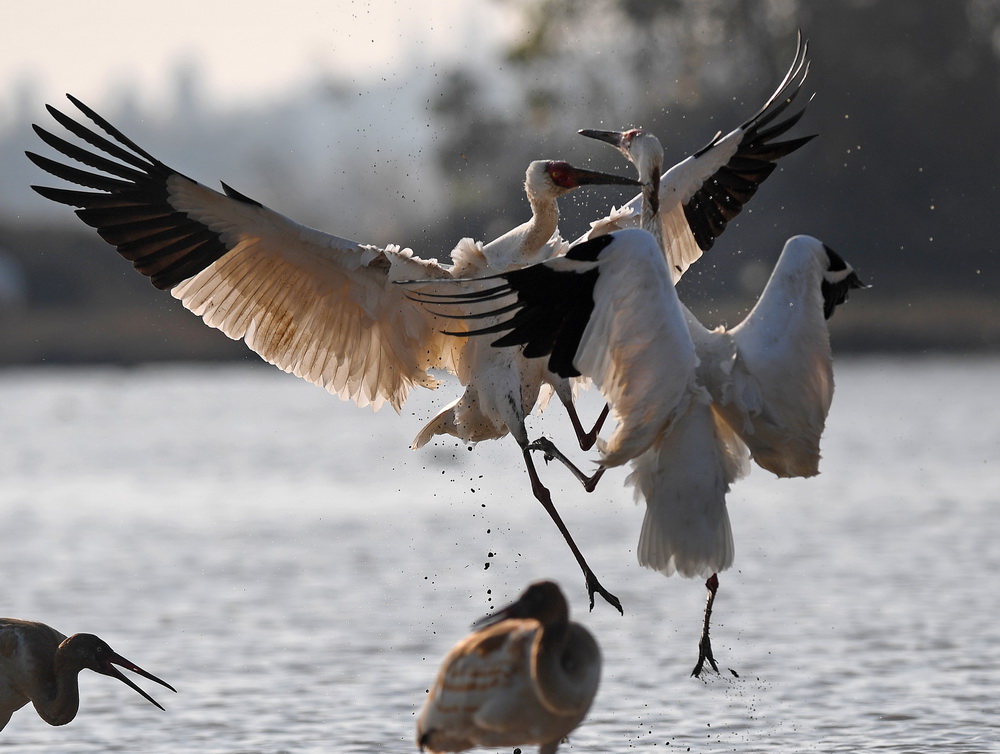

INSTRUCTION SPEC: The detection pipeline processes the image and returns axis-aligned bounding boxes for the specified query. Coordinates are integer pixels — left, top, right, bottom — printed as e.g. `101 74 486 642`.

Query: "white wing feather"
720 237 834 477
166 175 459 411
574 128 745 282
572 229 703 466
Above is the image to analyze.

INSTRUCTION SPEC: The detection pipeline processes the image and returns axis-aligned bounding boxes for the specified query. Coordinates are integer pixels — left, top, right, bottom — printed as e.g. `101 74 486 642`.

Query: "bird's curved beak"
567 165 641 188
578 128 627 149
100 651 177 710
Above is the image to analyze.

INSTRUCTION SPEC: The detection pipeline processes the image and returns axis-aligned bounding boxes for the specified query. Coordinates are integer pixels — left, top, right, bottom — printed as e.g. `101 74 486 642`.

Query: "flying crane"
26 97 638 612
403 227 866 675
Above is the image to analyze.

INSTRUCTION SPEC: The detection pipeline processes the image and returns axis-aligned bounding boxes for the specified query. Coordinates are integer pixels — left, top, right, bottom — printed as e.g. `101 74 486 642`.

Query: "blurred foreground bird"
0 618 175 731
404 228 866 675
417 581 600 754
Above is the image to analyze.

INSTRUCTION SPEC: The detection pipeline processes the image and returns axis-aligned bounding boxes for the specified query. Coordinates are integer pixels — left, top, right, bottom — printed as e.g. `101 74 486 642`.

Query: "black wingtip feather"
406 242 605 378
220 181 263 207
28 97 249 290
681 36 814 252
65 93 162 166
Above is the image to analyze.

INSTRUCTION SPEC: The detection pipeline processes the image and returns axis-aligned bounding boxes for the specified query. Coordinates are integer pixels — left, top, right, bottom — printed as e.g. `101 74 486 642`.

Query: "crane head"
527 160 639 199
579 128 664 213
579 128 664 178
578 127 640 153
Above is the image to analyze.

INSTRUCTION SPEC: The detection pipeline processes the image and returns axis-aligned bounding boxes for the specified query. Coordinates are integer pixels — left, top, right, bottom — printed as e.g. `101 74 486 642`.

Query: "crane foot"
691 633 719 678
586 572 623 615
691 573 722 678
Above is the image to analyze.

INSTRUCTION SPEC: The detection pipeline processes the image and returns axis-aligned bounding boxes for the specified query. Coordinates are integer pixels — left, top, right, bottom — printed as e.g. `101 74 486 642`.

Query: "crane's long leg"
527 437 606 492
561 400 611 452
520 446 622 614
691 573 721 678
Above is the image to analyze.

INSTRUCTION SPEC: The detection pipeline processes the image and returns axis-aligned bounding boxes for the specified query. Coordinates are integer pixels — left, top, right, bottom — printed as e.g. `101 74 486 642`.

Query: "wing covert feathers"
29 95 459 412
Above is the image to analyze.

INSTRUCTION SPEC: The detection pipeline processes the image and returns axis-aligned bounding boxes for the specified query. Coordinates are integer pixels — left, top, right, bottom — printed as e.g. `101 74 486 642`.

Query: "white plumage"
578 33 814 282
625 234 862 577
405 228 865 673
27 100 636 612
165 178 458 411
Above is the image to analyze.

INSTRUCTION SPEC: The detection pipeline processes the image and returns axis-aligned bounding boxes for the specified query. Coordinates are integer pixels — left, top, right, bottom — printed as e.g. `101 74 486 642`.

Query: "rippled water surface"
1 356 998 752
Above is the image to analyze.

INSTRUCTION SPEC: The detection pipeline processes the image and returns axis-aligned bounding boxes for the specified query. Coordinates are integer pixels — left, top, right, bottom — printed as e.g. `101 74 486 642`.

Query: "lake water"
1 356 998 753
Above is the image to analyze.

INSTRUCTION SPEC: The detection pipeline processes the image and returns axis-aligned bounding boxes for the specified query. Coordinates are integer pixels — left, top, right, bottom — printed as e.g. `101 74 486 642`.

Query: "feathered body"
406 230 865 581
411 161 637 450
418 581 600 754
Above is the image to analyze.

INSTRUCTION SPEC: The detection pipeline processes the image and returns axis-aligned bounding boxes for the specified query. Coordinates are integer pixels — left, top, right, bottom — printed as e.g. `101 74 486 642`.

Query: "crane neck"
517 186 561 265
482 185 561 271
640 172 664 252
32 651 83 726
527 185 560 240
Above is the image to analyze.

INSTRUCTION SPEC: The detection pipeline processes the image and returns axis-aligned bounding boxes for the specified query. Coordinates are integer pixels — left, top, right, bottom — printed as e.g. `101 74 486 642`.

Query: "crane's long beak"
100 651 177 710
578 128 628 148
568 165 641 188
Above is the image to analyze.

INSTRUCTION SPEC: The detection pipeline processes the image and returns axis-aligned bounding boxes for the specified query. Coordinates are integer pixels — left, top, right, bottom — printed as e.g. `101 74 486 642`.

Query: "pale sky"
1 0 526 224
2 0 518 111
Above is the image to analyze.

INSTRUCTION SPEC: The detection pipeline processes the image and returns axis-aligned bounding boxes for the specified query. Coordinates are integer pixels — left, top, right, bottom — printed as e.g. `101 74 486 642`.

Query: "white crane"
545 128 737 673
404 228 866 675
569 96 818 670
512 35 817 667
576 33 814 279
0 618 175 730
26 97 637 613
26 36 812 616
530 32 814 475
417 581 600 754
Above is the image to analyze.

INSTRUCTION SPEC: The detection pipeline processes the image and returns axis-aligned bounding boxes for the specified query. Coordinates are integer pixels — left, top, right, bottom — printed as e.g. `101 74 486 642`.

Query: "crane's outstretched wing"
719 236 865 477
406 229 701 466
28 94 460 411
582 34 815 281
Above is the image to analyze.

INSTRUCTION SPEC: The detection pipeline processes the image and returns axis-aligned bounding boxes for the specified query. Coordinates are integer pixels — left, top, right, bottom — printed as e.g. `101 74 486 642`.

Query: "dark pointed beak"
578 128 627 148
101 651 177 710
471 593 533 630
567 165 640 188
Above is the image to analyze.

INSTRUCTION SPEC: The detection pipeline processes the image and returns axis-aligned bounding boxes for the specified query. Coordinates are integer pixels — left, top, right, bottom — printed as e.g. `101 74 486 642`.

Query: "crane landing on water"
403 228 866 679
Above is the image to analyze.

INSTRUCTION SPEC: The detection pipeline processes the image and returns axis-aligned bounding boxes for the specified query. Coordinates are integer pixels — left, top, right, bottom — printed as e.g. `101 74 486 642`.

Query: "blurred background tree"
429 0 1000 348
2 0 998 362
